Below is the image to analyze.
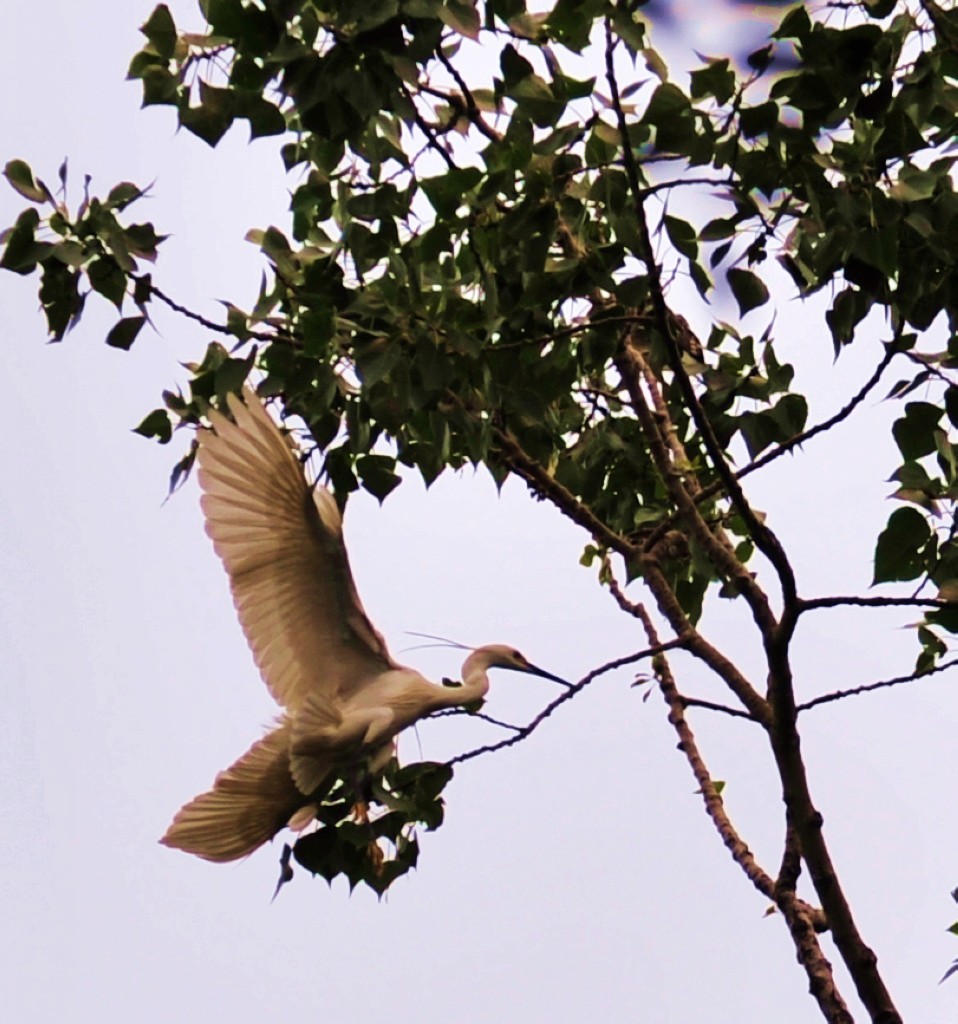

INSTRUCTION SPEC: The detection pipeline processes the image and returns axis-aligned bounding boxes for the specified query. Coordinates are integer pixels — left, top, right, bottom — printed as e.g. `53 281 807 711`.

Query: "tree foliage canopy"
4 1 958 1020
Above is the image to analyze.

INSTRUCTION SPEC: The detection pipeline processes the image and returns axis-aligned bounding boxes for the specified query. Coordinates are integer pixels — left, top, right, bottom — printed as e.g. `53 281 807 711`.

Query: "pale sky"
2 3 957 1022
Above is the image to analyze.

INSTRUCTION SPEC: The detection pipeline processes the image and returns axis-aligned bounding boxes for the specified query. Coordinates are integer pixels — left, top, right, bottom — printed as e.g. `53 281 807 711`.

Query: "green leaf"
738 411 777 459
87 255 128 308
643 47 668 82
689 58 734 105
609 6 646 55
892 402 943 460
124 222 164 260
768 393 808 437
700 216 739 242
546 0 602 52
945 386 958 429
39 260 83 339
106 182 144 210
727 268 769 316
438 0 480 40
773 6 812 41
663 215 697 260
214 353 256 397
873 506 931 584
106 315 146 350
826 287 872 349
740 101 778 138
139 65 180 107
642 83 691 125
141 4 178 60
863 0 896 16
133 407 173 443
241 95 286 139
0 206 43 274
890 166 940 202
615 276 649 307
357 454 401 501
508 74 562 127
747 45 774 73
4 159 51 204
500 43 534 85
420 168 482 218
180 82 236 147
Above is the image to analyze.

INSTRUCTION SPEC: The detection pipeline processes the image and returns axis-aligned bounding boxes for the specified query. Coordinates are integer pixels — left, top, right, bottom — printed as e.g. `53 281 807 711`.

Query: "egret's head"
472 644 571 687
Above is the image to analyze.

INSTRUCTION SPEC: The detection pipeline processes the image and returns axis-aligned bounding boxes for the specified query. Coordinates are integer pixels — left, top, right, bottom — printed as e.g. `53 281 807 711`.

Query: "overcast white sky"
2 3 957 1022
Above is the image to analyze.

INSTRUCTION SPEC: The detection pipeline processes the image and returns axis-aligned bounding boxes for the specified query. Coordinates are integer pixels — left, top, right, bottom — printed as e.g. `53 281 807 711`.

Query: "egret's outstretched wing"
197 388 394 710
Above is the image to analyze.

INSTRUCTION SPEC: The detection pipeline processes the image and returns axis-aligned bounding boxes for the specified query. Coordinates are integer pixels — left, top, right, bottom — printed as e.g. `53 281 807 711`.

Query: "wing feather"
199 388 394 710
160 721 309 862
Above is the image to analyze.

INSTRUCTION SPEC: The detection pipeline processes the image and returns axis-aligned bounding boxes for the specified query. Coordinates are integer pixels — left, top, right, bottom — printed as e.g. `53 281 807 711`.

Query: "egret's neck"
434 649 492 709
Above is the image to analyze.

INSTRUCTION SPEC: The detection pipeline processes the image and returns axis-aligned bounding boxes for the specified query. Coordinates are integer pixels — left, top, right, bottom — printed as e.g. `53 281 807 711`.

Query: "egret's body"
161 389 564 863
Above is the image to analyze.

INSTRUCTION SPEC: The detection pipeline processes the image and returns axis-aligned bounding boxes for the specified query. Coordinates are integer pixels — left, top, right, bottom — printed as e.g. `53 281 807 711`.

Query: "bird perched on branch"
161 388 567 863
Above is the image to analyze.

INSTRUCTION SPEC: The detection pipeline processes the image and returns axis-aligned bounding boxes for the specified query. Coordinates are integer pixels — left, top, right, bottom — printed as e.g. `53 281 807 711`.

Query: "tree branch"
797 658 958 713
398 81 457 170
640 560 772 724
632 599 839 1019
765 690 902 1019
615 341 780 639
733 342 898 487
433 47 502 143
799 595 958 613
492 424 636 558
142 278 292 343
603 18 799 619
679 696 756 721
775 884 854 1023
429 708 522 732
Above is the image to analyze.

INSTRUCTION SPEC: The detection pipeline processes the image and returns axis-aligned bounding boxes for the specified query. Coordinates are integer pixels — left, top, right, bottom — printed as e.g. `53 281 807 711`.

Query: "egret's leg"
348 767 385 876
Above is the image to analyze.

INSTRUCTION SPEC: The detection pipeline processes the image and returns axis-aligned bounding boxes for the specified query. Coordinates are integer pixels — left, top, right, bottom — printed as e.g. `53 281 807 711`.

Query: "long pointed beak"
523 663 574 689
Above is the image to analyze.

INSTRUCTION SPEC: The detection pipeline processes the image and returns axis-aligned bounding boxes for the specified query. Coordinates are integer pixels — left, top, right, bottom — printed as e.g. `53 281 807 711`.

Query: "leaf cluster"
291 759 452 896
5 0 958 654
5 0 958 913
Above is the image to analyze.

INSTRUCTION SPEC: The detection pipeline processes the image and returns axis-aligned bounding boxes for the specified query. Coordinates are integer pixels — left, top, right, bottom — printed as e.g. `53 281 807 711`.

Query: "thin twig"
398 81 457 170
799 595 958 613
680 696 756 721
433 47 502 143
648 341 899 539
492 424 636 557
429 708 523 732
447 641 686 766
797 658 958 713
144 279 292 343
727 342 898 490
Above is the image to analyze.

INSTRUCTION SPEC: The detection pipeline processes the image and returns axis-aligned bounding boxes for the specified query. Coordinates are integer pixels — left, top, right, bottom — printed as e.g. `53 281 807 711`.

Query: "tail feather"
161 722 306 863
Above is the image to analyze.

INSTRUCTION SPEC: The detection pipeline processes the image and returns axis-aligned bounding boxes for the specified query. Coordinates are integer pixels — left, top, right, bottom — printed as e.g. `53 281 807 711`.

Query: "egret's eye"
511 649 524 661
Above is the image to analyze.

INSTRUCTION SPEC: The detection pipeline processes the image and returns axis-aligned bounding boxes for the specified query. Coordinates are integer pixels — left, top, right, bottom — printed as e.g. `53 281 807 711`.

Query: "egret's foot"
367 840 385 877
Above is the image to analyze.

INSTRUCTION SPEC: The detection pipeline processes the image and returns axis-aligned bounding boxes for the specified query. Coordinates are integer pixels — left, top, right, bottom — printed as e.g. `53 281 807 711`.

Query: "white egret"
160 388 567 863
